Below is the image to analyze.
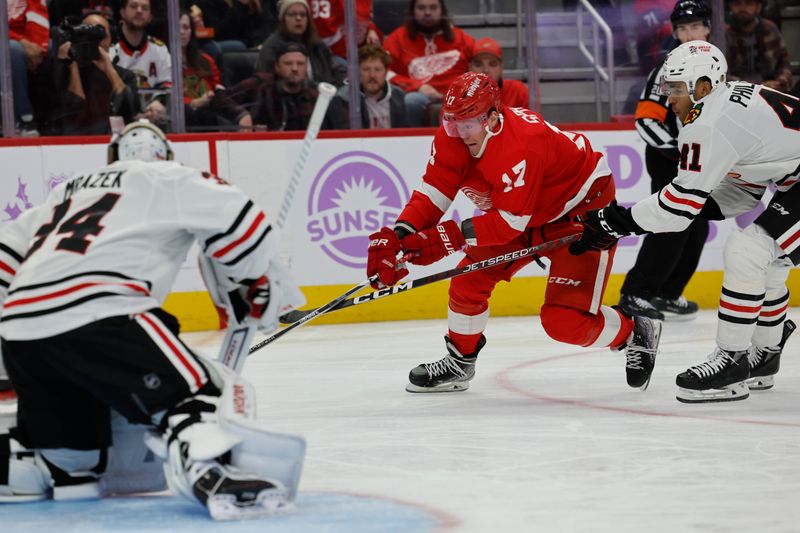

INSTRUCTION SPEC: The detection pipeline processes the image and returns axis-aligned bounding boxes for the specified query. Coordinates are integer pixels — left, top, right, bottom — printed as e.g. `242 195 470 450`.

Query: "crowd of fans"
4 0 799 137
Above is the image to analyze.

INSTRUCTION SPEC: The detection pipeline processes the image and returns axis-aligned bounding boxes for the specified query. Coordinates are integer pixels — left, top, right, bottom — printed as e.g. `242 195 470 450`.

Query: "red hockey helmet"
442 72 503 138
443 72 503 120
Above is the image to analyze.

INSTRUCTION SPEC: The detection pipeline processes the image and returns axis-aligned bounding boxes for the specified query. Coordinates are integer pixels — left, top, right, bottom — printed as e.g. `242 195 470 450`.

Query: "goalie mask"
659 40 727 104
108 119 174 164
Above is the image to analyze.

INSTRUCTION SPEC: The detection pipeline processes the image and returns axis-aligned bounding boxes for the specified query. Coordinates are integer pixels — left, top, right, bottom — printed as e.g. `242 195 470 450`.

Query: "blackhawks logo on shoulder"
683 103 704 125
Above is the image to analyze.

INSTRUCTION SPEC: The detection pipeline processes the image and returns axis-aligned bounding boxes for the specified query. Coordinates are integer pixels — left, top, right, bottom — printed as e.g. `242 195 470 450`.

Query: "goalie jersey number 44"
0 160 275 341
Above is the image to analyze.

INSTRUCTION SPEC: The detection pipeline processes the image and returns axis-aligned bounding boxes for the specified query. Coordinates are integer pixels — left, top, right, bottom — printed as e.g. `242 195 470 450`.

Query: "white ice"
3 310 799 532
184 309 800 532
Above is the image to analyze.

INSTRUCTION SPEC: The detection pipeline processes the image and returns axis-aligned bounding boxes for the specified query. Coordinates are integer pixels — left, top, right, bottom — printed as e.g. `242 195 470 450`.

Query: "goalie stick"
208 82 336 372
277 233 581 325
275 81 337 230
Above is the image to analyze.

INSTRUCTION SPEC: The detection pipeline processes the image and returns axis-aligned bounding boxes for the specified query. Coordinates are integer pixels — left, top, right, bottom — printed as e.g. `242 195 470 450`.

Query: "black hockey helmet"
670 0 712 27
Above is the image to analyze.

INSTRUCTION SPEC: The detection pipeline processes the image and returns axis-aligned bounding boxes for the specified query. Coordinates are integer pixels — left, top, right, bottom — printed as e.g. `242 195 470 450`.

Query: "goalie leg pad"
0 434 104 502
149 360 305 520
101 410 166 496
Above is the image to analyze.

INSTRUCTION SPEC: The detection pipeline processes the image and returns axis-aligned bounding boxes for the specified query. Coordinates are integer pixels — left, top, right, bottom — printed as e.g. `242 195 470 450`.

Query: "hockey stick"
275 81 337 229
208 83 336 371
198 253 257 373
278 233 581 325
248 275 379 354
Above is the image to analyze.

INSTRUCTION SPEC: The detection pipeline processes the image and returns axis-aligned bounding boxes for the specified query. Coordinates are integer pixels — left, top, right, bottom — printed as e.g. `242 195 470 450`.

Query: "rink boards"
0 126 797 331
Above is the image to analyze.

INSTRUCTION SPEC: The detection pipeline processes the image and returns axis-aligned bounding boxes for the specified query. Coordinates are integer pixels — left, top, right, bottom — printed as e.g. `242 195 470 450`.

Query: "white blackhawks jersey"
0 161 276 341
631 81 800 232
110 35 172 89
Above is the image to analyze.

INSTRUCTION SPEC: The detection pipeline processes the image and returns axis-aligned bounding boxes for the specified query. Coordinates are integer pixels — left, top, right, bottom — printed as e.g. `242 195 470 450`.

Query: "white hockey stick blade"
218 322 258 374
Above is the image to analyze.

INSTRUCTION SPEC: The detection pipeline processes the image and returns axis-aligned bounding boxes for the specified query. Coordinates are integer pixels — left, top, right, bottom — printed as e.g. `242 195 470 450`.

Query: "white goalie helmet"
107 119 174 164
660 40 727 103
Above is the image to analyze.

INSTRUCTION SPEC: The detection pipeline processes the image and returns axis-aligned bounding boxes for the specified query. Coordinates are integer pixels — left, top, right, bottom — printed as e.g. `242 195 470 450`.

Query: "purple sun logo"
306 151 410 269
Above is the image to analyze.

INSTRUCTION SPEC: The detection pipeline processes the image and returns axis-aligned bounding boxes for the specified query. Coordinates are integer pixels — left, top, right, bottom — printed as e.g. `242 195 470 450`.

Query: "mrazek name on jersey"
64 171 125 200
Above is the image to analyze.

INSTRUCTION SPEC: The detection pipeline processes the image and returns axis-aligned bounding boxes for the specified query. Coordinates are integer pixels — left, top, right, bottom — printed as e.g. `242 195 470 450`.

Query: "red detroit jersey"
398 107 611 246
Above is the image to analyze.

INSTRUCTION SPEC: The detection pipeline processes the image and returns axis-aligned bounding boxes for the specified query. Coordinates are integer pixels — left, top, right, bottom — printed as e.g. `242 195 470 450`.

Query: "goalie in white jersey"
0 120 307 520
571 41 797 403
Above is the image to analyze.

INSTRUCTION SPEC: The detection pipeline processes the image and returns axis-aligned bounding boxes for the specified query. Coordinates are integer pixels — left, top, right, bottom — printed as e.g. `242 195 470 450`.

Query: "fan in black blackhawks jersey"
0 120 307 520
571 41 797 403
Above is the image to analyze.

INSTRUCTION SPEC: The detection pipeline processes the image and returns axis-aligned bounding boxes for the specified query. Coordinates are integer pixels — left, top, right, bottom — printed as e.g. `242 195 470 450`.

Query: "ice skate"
623 316 661 390
650 295 698 322
191 462 293 521
676 348 750 403
747 319 796 391
406 335 485 393
618 294 664 321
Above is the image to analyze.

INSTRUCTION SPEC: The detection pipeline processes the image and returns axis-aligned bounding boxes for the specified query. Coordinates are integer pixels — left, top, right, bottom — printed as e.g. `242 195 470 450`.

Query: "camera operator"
50 13 141 135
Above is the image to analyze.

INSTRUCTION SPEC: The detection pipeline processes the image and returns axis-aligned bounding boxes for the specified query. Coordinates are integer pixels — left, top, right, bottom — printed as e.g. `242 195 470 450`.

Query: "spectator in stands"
179 9 253 131
384 0 474 127
48 1 116 27
229 41 323 131
634 0 677 73
311 0 381 63
468 37 528 108
8 0 49 135
192 0 277 57
110 0 172 89
725 0 793 92
326 43 406 129
110 0 172 129
49 12 141 135
254 0 347 86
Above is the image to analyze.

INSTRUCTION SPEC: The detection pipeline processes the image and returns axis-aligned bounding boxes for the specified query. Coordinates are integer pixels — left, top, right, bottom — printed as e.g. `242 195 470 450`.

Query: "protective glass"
442 114 489 138
658 79 691 97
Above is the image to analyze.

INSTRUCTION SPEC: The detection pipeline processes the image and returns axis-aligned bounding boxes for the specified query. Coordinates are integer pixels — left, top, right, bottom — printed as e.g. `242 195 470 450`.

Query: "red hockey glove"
401 220 466 266
367 227 409 289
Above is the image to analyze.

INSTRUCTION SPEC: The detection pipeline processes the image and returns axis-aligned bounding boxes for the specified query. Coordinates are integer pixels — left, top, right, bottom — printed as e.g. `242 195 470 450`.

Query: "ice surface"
3 310 799 532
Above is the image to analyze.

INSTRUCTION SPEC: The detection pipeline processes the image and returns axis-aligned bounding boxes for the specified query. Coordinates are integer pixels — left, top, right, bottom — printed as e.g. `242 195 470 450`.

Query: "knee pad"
146 360 305 507
723 226 780 291
540 304 599 346
0 434 103 502
102 411 166 495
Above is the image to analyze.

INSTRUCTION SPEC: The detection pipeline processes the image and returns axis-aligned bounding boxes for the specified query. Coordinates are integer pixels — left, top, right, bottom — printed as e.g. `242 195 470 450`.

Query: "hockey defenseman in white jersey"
0 120 307 519
570 41 796 403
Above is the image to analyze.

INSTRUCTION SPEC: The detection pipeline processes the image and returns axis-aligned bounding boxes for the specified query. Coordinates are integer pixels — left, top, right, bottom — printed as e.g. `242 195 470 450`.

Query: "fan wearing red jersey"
366 72 662 393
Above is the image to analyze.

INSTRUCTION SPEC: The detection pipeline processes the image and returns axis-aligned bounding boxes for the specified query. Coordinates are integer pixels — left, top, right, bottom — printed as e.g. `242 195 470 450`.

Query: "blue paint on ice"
2 492 439 532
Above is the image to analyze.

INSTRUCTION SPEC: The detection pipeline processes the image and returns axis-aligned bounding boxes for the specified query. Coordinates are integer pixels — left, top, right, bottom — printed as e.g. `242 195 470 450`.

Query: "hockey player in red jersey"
366 72 662 393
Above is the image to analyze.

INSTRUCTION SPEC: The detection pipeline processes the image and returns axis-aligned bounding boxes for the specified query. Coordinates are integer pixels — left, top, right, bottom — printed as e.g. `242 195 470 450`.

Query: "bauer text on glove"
367 226 409 289
401 220 466 266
